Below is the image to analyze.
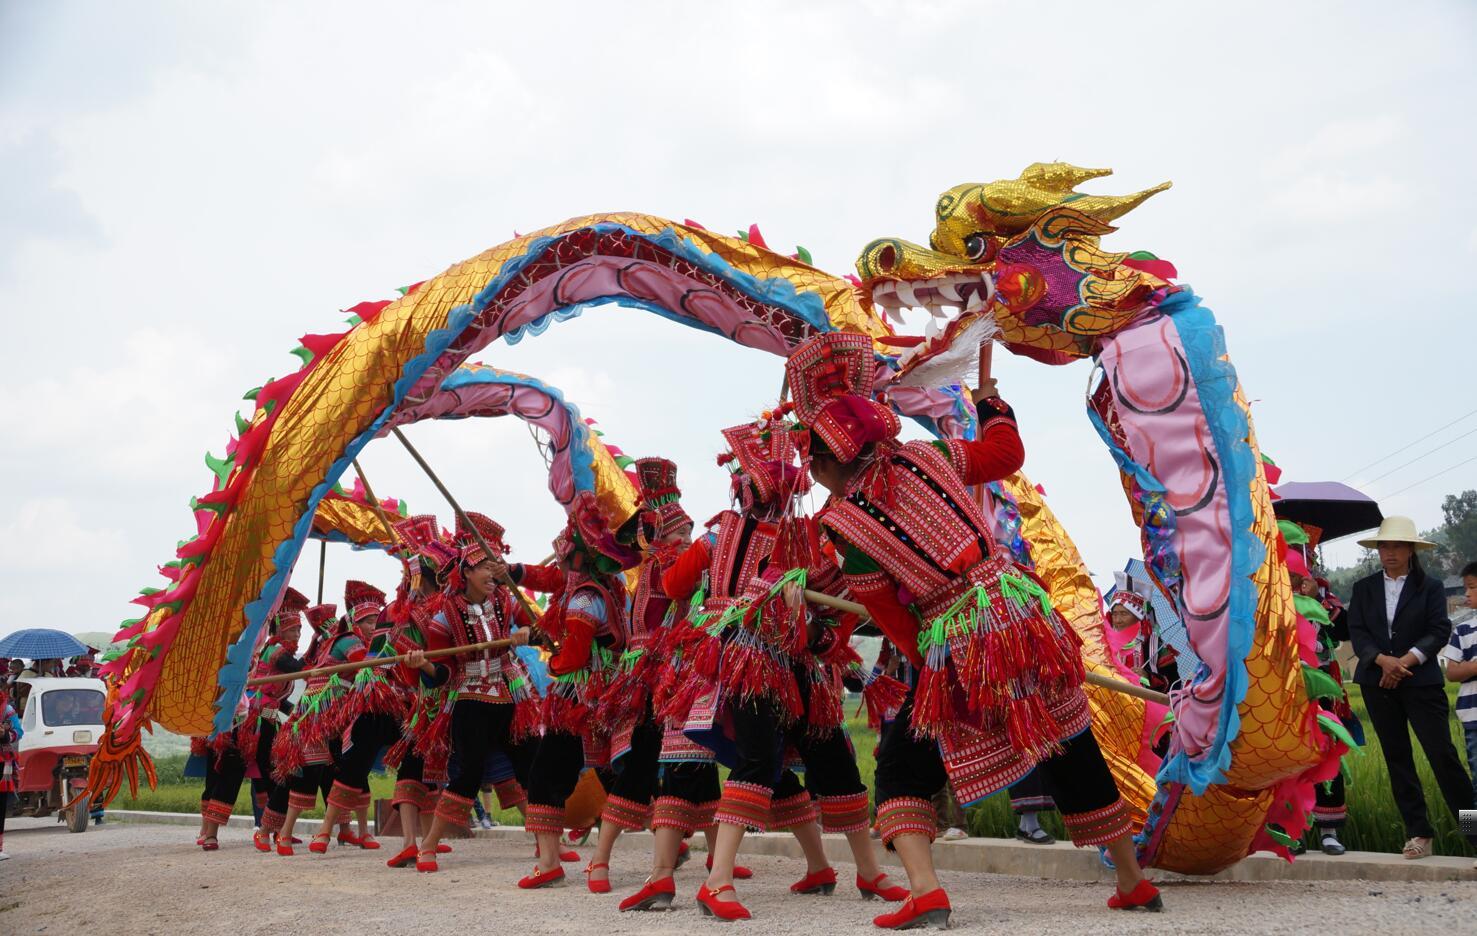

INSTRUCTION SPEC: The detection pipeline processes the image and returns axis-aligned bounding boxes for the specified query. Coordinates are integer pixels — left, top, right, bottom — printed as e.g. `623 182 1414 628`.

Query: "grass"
119 698 1475 858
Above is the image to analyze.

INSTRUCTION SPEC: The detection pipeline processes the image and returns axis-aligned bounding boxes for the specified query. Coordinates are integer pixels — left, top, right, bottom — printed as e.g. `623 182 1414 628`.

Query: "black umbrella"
1272 481 1384 542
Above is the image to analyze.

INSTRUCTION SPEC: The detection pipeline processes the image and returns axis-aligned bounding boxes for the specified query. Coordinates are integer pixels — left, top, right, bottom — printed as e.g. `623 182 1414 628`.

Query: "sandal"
1402 837 1432 860
1015 827 1055 845
308 832 332 855
199 836 219 852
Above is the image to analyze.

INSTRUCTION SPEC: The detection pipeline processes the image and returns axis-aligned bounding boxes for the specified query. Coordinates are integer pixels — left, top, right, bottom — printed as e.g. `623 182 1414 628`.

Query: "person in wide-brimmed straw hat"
1356 515 1438 551
1347 513 1476 860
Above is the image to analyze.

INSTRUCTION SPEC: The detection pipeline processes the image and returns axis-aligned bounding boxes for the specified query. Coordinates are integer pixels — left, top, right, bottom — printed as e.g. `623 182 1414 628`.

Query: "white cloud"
0 497 126 568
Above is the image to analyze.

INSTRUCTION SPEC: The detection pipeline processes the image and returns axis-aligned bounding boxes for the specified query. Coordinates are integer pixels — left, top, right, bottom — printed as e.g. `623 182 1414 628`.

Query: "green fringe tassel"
917 585 990 654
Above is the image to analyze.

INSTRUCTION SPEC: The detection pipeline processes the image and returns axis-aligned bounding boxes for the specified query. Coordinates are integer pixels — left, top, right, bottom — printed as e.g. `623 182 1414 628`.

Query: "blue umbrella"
0 627 89 660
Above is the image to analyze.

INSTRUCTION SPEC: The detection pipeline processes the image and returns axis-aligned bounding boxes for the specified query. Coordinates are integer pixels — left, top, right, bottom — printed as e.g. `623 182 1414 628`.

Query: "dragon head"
858 163 1172 365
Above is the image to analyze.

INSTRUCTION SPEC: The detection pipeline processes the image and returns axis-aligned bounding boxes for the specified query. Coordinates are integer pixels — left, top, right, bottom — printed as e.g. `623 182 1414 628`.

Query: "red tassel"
691 634 722 682
806 673 843 734
384 734 410 770
270 725 306 783
861 672 909 731
511 699 542 740
911 663 952 739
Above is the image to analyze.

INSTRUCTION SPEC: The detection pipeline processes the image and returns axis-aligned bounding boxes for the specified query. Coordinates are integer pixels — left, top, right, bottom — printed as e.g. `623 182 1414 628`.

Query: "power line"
1363 426 1477 486
1340 407 1477 482
1381 453 1477 499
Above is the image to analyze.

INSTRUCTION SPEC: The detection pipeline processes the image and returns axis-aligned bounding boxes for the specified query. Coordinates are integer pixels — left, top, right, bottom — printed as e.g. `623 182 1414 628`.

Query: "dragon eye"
964 233 997 263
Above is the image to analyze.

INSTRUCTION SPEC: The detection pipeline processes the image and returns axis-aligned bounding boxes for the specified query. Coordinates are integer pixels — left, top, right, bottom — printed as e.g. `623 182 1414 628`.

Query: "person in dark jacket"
1347 516 1475 859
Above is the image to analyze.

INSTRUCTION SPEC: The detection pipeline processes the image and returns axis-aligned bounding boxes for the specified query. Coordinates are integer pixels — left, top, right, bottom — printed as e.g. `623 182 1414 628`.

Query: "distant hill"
74 631 119 651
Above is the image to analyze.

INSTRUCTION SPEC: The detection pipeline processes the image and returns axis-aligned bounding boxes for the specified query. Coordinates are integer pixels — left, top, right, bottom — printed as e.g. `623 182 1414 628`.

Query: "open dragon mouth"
867 271 1000 388
869 271 996 326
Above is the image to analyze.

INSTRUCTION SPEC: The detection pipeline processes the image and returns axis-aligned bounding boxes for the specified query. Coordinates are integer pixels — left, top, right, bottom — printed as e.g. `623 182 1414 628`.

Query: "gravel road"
0 817 1469 935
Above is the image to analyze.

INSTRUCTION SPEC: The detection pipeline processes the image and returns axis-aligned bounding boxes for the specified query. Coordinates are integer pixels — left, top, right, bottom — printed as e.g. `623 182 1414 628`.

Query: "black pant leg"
446 701 496 799
1034 729 1121 816
210 748 249 808
1405 684 1477 840
660 761 719 802
791 727 865 798
873 687 947 805
527 731 586 808
1364 684 1433 838
728 699 784 790
609 713 664 805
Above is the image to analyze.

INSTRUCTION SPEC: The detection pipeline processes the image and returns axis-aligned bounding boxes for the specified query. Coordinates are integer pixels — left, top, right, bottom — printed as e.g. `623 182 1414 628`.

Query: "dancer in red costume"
406 512 539 873
504 519 631 889
306 581 397 854
247 587 311 852
658 414 907 920
381 514 463 869
786 332 1159 928
269 602 363 853
586 457 693 893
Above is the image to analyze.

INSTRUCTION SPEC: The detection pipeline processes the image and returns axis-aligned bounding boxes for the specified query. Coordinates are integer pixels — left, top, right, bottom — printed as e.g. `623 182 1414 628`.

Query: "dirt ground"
0 817 1471 935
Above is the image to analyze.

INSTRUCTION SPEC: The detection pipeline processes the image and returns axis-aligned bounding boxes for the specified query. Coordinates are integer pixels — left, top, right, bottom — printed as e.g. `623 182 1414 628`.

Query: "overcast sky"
3 1 1475 642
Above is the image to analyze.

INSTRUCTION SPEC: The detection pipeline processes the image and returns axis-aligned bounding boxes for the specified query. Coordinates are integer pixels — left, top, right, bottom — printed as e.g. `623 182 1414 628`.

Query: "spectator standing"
1439 560 1477 869
0 688 21 860
1347 517 1475 859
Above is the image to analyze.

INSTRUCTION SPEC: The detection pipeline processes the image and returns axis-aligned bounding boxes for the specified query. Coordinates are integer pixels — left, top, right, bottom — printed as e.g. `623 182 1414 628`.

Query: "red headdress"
394 513 459 580
1108 572 1151 624
270 586 310 635
718 408 811 507
456 511 510 568
785 332 900 464
344 580 387 623
305 603 340 637
634 457 693 542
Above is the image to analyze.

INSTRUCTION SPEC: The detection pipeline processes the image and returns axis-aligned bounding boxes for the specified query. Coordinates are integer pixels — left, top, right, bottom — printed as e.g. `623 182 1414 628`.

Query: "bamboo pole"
246 637 515 687
390 427 547 629
315 539 326 604
351 457 401 545
801 588 1171 706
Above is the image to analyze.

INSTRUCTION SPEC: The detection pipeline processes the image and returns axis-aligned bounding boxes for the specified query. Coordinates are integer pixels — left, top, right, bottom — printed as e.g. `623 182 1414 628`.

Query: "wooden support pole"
351 457 401 545
390 427 546 628
246 637 515 687
315 539 326 605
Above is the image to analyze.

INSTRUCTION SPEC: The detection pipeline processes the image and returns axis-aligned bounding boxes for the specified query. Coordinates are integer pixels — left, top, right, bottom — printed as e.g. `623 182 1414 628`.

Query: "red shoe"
290 836 303 844
308 832 331 854
791 867 838 895
337 830 363 847
696 883 751 921
1107 879 1162 911
358 834 381 850
436 842 453 854
199 837 219 852
873 888 950 930
858 872 909 902
274 835 294 857
519 865 567 889
416 849 438 873
585 861 612 894
704 854 753 879
252 831 271 853
620 876 676 912
387 844 418 868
